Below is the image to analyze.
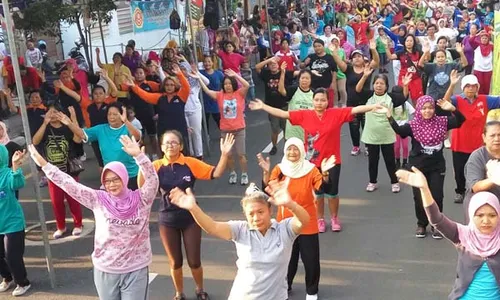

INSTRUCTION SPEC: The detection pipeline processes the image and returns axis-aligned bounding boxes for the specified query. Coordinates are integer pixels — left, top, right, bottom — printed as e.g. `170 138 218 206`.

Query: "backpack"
170 9 181 30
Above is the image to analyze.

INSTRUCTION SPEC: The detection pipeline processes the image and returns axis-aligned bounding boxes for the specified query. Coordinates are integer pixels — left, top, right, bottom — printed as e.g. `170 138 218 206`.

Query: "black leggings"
287 234 320 296
452 151 471 195
348 113 365 147
159 223 202 270
0 230 30 287
413 168 445 227
366 143 398 184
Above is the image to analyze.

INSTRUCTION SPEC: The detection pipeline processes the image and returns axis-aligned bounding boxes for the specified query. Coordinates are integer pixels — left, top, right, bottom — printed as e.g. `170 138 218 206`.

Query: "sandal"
197 291 210 300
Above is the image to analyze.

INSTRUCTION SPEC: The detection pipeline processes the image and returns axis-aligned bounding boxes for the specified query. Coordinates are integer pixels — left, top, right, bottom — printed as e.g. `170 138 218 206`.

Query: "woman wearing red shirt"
249 89 383 232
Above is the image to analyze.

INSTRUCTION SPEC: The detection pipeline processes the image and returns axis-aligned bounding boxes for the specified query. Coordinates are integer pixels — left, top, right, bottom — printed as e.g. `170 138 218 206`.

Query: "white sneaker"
12 284 31 296
53 228 66 239
229 171 237 184
72 227 83 236
0 280 14 292
306 294 318 300
444 138 451 148
240 173 249 185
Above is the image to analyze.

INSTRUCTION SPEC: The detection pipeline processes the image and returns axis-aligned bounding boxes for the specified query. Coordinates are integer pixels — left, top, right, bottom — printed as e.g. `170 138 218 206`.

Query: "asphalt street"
3 70 466 300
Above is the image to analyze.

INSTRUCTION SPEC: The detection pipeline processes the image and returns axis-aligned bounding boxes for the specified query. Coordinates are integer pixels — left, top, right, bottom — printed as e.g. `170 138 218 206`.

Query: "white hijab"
278 137 315 178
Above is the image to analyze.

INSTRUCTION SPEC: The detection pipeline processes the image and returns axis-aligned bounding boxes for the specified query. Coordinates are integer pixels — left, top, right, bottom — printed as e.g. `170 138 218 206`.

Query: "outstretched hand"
170 187 197 210
265 178 294 207
257 153 271 174
248 99 264 111
320 155 336 173
120 135 141 157
436 99 455 111
220 133 235 155
396 166 428 188
11 149 27 168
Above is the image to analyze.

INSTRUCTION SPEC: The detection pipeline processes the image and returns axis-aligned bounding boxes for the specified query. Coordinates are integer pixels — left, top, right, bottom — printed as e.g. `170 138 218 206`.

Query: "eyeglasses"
163 141 180 147
103 177 122 186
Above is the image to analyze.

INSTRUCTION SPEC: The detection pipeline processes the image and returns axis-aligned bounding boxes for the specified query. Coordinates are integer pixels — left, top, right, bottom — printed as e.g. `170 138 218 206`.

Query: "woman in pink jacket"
28 135 159 300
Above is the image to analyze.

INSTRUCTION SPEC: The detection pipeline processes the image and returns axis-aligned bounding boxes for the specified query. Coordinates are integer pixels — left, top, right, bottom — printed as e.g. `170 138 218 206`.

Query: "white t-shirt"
289 31 303 57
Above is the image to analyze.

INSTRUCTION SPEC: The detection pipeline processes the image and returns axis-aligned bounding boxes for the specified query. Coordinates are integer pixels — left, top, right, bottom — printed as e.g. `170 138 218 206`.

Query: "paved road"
5 72 466 300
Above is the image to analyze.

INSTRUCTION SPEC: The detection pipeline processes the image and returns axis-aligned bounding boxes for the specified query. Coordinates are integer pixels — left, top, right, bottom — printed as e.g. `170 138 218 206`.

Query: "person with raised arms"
249 89 383 232
168 178 309 300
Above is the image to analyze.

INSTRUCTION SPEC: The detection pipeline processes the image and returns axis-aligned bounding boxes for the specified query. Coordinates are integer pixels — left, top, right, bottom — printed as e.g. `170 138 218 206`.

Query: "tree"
13 0 117 72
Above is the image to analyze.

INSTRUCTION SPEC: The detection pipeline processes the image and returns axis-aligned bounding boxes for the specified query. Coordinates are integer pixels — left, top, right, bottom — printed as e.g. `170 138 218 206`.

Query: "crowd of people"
0 0 499 298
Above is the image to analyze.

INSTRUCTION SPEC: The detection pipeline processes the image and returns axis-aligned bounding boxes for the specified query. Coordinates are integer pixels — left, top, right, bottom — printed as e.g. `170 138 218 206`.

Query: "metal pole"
187 0 212 157
1 0 56 288
266 1 273 55
98 13 108 64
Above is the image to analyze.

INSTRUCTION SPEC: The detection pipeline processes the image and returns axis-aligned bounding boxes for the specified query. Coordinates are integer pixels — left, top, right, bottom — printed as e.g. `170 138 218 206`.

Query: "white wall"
60 5 186 70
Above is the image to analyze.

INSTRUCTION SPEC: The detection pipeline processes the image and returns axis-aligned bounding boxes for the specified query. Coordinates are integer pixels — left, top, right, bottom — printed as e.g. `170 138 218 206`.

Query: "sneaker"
53 228 66 239
240 173 249 185
269 146 278 156
12 284 31 296
392 183 401 193
228 171 237 184
317 219 326 233
366 183 378 192
454 193 464 204
415 226 426 238
80 153 86 162
431 227 443 240
0 280 14 292
444 138 451 148
350 147 360 156
39 176 48 187
306 294 318 300
72 227 83 236
331 217 342 232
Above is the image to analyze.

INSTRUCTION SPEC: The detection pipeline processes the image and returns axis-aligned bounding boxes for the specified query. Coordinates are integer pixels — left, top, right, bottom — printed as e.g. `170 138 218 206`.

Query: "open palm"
120 135 141 157
169 188 197 210
220 133 235 155
249 99 264 111
396 167 428 188
321 155 336 173
437 99 454 111
257 153 271 173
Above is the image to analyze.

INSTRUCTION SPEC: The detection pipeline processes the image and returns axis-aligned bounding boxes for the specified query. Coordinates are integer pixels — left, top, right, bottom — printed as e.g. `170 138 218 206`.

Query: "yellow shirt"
103 63 131 98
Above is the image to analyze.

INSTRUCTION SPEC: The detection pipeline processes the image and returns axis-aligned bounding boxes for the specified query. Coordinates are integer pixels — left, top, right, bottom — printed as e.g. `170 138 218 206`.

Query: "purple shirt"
122 51 142 74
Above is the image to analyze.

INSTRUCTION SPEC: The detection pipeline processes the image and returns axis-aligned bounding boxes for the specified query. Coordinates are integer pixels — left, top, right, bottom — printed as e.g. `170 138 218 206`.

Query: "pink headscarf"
0 122 10 145
457 192 500 257
97 161 141 220
408 96 448 147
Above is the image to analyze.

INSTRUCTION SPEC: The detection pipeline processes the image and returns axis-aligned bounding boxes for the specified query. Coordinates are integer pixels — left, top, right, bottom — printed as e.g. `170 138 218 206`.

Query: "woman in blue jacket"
0 145 30 297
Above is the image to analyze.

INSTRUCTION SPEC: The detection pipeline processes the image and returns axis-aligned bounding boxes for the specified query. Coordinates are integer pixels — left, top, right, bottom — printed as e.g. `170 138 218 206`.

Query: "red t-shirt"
217 50 245 73
275 50 297 71
289 107 354 166
451 95 488 154
351 22 369 45
216 90 246 131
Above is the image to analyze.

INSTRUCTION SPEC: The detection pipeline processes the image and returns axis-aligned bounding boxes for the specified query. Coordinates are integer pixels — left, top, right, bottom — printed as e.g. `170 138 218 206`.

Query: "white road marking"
261 131 283 153
149 273 158 284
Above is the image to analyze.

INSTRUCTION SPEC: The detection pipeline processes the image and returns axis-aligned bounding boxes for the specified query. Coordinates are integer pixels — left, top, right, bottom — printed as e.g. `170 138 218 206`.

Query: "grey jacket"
425 203 500 300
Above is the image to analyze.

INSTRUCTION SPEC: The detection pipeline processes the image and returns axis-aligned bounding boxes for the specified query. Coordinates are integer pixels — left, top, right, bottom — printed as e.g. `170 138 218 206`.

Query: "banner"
492 11 500 95
131 0 174 33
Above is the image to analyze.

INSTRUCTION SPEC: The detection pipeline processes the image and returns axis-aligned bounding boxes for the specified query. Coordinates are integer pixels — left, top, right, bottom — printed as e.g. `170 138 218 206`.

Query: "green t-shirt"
336 49 346 79
361 93 396 145
285 87 314 141
0 146 26 234
376 37 386 54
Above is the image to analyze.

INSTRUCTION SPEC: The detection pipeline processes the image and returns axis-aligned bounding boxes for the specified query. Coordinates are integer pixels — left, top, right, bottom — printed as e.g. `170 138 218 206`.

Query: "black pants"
348 113 365 147
366 143 398 184
0 230 30 287
287 234 320 296
205 113 221 132
452 151 471 195
413 169 445 227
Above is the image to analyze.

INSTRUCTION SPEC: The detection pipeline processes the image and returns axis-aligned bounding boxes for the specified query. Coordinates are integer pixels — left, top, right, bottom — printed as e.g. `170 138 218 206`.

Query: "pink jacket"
42 153 159 274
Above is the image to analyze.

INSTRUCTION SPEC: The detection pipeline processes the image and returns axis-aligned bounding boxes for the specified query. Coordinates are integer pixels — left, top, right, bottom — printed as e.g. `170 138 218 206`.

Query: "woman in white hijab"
257 137 336 300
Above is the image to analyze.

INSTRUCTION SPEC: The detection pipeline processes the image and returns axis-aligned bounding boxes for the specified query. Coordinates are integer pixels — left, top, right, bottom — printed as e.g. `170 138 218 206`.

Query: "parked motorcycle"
68 38 89 72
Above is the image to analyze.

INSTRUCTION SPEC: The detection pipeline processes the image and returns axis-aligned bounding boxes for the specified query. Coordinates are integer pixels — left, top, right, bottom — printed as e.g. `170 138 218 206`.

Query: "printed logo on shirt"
267 79 279 89
106 218 141 226
173 99 180 103
183 175 192 182
311 59 329 74
305 133 320 162
223 99 237 119
434 72 450 86
477 101 485 116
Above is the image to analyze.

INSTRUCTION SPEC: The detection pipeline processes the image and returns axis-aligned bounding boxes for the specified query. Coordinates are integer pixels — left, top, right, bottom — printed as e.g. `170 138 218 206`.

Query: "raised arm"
129 83 162 105
1 88 17 114
121 107 141 141
255 57 276 74
278 64 287 96
330 45 347 72
212 134 234 178
193 71 218 100
356 65 373 93
32 112 51 146
29 145 98 210
249 99 290 119
444 69 460 103
54 80 81 103
455 43 468 68
170 188 233 240
95 48 104 68
100 69 118 97
387 109 413 138
396 167 460 243
368 40 380 69
225 69 249 97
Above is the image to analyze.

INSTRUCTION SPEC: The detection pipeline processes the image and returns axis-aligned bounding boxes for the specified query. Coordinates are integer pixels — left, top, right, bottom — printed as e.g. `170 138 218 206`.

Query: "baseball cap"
461 74 479 90
350 49 364 59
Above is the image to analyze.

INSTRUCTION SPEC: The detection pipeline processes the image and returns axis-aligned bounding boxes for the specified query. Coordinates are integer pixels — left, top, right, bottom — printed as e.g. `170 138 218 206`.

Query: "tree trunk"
74 12 93 73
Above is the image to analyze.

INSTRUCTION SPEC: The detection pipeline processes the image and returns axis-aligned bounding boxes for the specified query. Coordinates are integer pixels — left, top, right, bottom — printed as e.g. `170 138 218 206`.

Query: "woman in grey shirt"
168 180 310 300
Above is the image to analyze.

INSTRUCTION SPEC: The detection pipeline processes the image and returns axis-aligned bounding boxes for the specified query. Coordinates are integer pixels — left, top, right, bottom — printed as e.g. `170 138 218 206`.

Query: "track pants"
94 266 149 300
366 144 398 184
48 176 83 230
413 169 445 227
452 151 471 195
185 110 203 158
287 234 320 296
0 230 30 287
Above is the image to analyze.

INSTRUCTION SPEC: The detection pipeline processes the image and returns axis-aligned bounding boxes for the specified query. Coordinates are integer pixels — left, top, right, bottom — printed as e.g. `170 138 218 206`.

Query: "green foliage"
12 0 117 37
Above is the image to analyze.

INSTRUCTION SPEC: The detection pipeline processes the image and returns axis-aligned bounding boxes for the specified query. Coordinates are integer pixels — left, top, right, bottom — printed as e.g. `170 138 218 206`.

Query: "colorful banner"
131 0 175 33
492 11 500 95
